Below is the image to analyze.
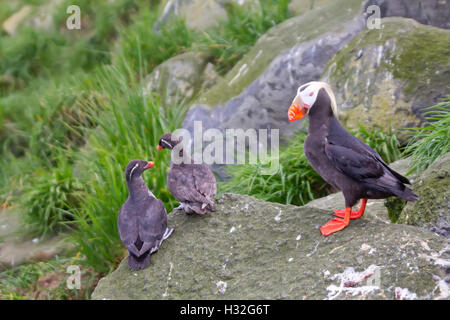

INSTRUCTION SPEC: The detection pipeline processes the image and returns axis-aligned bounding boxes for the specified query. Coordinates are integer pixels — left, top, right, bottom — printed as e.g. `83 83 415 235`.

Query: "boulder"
363 0 450 29
142 52 218 106
92 193 449 300
288 0 332 16
398 152 450 238
183 0 366 140
156 0 228 32
322 17 450 141
2 6 32 36
0 210 72 270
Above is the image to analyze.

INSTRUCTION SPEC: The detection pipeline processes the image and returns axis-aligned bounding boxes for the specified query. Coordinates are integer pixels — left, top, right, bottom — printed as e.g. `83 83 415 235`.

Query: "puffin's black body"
304 89 417 207
288 82 418 236
158 133 216 215
118 160 173 270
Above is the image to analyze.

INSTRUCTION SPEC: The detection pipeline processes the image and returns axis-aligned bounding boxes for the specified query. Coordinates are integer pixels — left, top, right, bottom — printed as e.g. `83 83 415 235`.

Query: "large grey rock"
0 210 72 270
322 17 450 141
142 52 218 106
399 152 450 238
184 0 366 141
92 193 449 300
288 0 332 16
156 0 228 32
363 0 450 29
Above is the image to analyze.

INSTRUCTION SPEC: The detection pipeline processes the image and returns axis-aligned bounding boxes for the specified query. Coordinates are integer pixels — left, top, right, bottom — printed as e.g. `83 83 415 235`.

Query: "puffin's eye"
309 92 314 97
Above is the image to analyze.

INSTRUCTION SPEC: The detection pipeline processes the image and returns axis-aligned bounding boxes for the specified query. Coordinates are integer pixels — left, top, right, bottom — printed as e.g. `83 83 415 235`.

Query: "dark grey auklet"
288 81 418 236
118 160 173 270
157 133 216 215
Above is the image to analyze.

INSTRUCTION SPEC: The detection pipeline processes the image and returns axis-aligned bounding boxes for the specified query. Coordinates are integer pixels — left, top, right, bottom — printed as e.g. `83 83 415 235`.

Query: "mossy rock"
92 194 448 300
363 0 450 30
142 51 217 106
197 0 366 107
398 152 450 238
322 17 450 141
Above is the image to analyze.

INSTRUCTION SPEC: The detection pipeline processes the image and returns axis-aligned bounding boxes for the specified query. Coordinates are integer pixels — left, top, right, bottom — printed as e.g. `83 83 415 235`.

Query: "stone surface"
156 0 228 32
196 0 366 107
183 0 366 141
92 193 449 300
399 152 450 238
0 210 72 270
322 17 450 141
306 158 416 224
363 0 450 29
142 52 215 106
288 0 332 16
2 6 32 36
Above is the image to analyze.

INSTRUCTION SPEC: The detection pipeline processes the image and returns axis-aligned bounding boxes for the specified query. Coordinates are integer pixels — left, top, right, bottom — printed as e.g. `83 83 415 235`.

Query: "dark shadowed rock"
399 152 450 238
363 0 450 29
92 193 449 300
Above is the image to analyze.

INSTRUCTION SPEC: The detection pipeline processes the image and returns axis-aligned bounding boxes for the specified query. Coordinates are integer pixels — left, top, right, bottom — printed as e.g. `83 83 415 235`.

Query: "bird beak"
288 96 309 122
156 145 163 151
144 161 154 169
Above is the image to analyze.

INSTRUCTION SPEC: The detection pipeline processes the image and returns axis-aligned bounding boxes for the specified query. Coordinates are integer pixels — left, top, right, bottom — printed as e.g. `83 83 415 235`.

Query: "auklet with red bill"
118 160 173 270
157 132 216 215
288 81 418 236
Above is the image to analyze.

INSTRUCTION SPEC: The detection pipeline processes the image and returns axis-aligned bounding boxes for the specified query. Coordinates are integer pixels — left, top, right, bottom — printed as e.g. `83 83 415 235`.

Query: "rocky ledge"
92 193 449 300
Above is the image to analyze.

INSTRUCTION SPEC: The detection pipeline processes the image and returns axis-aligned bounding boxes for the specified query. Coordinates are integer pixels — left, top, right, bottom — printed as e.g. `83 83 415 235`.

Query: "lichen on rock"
398 152 450 238
322 17 450 141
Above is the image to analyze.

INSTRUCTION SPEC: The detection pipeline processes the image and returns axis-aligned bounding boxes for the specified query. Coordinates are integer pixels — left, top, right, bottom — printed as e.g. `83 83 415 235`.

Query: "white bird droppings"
274 210 282 222
229 226 236 233
394 287 417 300
216 281 227 295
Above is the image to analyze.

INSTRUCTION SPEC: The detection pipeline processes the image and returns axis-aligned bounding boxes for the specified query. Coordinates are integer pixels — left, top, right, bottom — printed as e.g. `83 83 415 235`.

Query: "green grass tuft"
220 132 328 206
403 96 450 174
68 62 189 273
197 0 291 75
220 124 402 207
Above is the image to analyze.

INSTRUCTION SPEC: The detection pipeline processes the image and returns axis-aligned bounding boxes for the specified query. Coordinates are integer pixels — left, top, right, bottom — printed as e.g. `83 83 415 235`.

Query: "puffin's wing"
327 129 411 184
193 164 217 199
324 143 384 181
139 198 167 243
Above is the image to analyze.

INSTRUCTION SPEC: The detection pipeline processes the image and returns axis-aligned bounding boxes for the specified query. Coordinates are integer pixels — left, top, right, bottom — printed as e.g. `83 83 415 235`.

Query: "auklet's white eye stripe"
129 163 139 180
161 138 172 149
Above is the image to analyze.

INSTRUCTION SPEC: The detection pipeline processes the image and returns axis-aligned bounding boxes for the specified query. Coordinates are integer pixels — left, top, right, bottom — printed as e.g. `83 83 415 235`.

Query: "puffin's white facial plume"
288 81 337 121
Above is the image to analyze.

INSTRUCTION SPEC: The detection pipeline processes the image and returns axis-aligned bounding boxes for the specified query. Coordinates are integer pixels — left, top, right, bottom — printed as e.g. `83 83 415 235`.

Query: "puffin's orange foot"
320 218 349 236
333 199 367 220
333 209 362 219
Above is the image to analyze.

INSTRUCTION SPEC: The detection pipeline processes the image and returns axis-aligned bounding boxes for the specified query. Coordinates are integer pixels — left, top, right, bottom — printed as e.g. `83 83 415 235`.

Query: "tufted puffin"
288 81 418 236
157 132 216 215
118 160 174 270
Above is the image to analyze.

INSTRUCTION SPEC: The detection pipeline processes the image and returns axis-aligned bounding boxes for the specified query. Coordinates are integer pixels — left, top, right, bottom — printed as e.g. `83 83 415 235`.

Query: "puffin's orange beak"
156 145 163 151
288 98 309 121
144 161 154 169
